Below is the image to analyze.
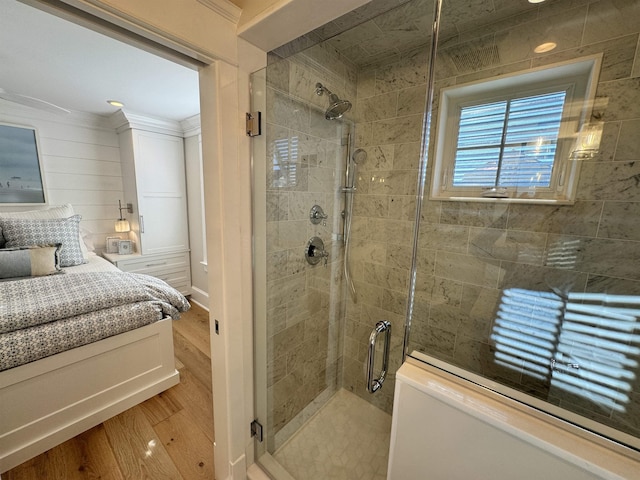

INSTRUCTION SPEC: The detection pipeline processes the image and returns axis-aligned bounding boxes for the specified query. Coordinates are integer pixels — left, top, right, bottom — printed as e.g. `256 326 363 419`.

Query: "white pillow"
0 204 89 260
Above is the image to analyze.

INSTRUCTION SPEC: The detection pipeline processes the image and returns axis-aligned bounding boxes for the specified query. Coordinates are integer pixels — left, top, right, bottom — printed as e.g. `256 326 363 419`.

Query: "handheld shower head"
352 148 367 165
315 82 352 120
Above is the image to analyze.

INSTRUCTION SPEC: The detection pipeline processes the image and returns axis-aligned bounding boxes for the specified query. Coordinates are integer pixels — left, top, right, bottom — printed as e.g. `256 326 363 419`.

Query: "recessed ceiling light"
528 0 546 3
534 42 557 53
107 100 124 107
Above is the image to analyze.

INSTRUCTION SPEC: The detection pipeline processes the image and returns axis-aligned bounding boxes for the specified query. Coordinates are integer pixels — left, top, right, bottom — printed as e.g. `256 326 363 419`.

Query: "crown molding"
181 114 202 137
197 0 242 24
109 109 184 136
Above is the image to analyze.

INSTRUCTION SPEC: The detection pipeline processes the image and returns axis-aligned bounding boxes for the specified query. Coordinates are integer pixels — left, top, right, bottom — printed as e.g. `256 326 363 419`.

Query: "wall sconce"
115 200 133 232
570 122 603 160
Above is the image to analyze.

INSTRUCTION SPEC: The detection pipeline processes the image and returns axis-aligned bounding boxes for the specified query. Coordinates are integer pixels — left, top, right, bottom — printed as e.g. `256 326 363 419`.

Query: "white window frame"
430 55 602 204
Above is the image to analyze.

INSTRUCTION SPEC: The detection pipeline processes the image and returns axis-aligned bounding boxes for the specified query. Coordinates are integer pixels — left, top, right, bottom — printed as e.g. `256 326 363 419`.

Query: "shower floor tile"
273 388 392 480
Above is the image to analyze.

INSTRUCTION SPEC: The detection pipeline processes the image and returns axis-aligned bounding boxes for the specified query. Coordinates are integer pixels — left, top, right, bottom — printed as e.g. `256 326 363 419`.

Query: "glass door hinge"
246 112 262 137
250 419 263 442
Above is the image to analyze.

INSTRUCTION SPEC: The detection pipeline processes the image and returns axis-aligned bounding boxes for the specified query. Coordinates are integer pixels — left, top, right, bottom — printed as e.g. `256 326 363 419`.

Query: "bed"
0 205 190 473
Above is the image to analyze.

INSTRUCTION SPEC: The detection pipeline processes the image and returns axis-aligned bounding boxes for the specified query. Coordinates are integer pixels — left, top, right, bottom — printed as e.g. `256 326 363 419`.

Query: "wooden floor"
4 302 215 480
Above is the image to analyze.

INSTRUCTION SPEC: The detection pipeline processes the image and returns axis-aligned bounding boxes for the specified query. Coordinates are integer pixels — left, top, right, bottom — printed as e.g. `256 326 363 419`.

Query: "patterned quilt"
0 272 190 371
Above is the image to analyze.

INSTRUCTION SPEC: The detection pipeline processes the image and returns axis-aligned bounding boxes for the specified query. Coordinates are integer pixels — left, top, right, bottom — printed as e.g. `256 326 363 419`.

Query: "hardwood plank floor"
4 302 215 480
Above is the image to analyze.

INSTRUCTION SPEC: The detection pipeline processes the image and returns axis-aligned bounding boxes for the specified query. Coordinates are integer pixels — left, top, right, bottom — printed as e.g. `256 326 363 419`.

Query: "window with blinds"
430 55 601 203
453 91 566 188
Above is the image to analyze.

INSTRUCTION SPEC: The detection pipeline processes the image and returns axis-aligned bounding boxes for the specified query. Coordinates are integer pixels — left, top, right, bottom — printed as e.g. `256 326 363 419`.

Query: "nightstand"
102 251 192 295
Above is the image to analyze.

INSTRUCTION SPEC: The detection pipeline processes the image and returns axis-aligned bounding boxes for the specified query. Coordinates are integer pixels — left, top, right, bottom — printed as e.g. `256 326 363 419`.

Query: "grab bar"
366 320 391 393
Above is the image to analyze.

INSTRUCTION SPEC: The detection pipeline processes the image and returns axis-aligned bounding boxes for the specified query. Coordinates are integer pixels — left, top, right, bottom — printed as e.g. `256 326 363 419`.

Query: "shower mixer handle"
310 205 328 225
306 236 329 266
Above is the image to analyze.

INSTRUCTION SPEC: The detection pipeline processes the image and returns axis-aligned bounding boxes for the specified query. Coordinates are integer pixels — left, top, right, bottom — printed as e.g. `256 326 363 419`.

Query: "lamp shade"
115 219 130 233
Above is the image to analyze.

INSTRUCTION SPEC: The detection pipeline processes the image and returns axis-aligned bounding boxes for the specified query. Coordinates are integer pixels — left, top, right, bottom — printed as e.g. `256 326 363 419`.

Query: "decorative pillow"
0 215 85 267
0 244 62 279
0 204 89 260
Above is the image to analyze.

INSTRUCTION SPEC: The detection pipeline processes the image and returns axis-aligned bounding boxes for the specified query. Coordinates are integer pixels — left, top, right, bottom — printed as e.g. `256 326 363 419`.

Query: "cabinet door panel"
136 132 185 194
140 195 189 254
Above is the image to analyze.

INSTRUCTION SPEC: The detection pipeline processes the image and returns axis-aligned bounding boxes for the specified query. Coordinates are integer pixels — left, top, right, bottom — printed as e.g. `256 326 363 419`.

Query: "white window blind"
453 91 566 188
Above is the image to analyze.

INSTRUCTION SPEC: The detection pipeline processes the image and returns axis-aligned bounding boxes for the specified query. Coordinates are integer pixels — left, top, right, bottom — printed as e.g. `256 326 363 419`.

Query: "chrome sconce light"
115 200 133 233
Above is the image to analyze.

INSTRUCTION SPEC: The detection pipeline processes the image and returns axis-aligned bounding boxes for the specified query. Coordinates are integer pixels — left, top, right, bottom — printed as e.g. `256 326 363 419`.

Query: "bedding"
0 268 190 371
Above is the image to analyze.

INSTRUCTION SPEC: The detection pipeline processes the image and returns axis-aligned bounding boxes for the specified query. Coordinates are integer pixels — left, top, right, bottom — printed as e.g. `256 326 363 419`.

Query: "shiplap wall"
0 100 124 251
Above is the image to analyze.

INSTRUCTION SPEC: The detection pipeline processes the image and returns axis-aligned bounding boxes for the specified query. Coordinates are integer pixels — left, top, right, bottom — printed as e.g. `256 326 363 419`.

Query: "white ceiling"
0 1 200 121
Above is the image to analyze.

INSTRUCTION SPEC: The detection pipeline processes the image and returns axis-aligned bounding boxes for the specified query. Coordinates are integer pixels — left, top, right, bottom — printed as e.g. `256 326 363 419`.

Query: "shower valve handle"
310 205 328 225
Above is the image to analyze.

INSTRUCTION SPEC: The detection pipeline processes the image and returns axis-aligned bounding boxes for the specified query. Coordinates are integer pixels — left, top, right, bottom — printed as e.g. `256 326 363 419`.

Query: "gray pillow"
0 244 62 279
0 215 85 267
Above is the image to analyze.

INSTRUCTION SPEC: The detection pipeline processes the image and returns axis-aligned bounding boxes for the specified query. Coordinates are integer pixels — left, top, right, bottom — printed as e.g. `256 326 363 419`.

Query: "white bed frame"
0 317 179 473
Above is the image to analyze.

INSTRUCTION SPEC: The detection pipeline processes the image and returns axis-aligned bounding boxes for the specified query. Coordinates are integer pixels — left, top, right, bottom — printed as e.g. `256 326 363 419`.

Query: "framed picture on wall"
106 236 122 254
0 123 47 204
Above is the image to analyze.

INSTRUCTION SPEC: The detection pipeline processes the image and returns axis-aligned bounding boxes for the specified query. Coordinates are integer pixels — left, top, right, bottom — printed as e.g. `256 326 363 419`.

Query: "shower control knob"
305 236 329 266
310 205 328 225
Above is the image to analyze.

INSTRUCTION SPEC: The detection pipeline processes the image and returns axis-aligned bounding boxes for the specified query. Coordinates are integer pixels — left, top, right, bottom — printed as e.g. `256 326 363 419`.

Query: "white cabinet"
111 111 192 295
118 127 189 256
103 251 192 295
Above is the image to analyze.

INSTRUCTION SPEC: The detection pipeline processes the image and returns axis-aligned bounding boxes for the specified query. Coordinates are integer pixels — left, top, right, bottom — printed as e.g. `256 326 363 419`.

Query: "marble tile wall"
264 40 358 443
407 0 640 439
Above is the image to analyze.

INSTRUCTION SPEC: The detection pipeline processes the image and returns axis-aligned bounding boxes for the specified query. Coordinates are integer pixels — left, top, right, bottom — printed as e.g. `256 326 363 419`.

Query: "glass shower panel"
252 0 435 478
409 0 640 451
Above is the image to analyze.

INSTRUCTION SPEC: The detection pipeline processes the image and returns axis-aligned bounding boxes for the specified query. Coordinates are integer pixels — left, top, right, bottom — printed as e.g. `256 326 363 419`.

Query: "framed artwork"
106 236 122 254
118 240 133 255
0 123 47 204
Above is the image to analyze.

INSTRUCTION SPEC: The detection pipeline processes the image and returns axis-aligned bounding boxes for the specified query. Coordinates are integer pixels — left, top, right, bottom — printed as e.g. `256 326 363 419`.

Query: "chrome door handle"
366 320 391 393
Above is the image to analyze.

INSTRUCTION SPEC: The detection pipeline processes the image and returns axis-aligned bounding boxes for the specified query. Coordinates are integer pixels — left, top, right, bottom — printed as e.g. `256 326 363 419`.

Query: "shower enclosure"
251 0 640 478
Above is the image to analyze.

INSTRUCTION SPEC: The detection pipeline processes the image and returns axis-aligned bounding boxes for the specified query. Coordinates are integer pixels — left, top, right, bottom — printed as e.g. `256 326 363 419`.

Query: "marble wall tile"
356 68 377 99
266 220 309 252
349 239 386 265
382 288 408 316
397 84 427 117
267 272 307 311
287 192 328 220
386 242 413 270
616 119 640 161
583 0 640 45
267 249 289 280
375 48 429 94
371 114 424 145
531 34 638 83
367 217 414 244
598 201 640 241
507 201 602 236
435 251 502 288
356 91 399 122
469 228 547 266
266 192 289 222
588 121 620 162
634 35 640 78
360 144 394 170
419 223 469 254
266 58 290 93
577 161 640 201
266 87 310 132
363 261 409 291
388 194 417 221
585 274 640 296
367 169 418 196
546 234 640 281
393 142 422 170
353 194 390 218
440 201 508 228
455 60 533 86
308 165 337 193
596 77 640 122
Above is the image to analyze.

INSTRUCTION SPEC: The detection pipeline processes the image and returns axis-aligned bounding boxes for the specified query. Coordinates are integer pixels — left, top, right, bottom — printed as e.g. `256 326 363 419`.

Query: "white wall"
0 100 124 252
183 126 209 307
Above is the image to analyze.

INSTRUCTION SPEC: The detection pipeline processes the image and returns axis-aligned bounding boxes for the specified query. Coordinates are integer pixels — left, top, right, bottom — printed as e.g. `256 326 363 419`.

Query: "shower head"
315 82 352 120
352 148 367 165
